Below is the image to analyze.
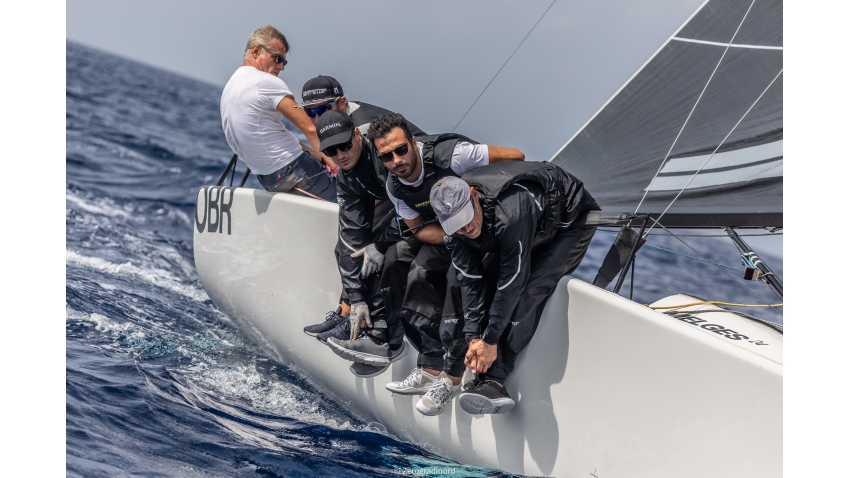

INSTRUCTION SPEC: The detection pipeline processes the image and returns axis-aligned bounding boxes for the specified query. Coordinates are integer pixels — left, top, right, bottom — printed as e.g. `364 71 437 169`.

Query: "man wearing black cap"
323 112 524 416
303 110 406 378
297 75 426 137
428 162 599 415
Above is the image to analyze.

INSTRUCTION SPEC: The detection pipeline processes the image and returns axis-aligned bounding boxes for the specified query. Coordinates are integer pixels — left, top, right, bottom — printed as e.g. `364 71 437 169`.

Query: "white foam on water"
66 250 209 302
185 362 357 432
66 190 132 218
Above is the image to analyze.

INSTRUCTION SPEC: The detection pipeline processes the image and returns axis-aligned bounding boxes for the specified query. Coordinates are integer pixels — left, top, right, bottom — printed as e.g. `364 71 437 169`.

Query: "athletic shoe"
304 307 346 336
317 319 351 343
348 344 407 378
458 380 515 415
385 367 443 395
350 362 389 378
326 334 391 366
416 377 461 416
462 376 483 392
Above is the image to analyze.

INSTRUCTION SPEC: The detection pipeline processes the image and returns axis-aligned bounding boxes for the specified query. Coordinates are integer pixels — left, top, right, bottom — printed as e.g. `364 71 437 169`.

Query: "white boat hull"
194 186 782 477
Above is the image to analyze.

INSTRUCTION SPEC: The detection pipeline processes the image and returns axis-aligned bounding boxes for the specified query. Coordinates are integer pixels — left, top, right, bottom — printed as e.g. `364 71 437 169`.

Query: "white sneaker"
415 377 461 416
385 367 443 395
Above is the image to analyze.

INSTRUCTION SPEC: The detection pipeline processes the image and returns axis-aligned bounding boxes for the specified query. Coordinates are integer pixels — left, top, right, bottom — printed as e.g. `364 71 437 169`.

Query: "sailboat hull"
194 186 782 477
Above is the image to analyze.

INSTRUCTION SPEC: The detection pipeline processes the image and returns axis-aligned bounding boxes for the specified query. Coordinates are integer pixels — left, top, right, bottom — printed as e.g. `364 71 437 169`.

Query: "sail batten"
551 0 783 228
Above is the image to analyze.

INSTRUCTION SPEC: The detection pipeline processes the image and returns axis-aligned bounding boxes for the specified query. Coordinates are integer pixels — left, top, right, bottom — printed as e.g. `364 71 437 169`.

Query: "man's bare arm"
487 145 525 163
276 95 337 169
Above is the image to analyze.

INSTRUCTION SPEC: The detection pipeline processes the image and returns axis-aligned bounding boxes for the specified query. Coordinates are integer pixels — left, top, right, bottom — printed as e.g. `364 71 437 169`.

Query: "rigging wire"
644 67 783 236
597 228 782 237
648 218 782 316
596 230 743 271
451 0 556 133
634 0 757 215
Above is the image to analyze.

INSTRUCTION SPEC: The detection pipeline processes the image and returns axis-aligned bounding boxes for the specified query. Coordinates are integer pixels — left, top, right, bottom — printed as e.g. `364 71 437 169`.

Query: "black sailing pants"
441 225 597 382
381 237 451 371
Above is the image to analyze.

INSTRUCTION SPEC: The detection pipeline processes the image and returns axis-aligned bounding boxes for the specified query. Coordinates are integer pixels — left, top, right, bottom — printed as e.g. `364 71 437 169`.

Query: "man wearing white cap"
428 161 599 415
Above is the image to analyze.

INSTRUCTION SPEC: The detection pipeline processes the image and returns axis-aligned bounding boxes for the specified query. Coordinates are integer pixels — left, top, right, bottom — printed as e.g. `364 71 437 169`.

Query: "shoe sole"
326 338 391 366
415 401 445 416
458 393 515 415
304 330 319 337
388 342 408 363
349 363 389 378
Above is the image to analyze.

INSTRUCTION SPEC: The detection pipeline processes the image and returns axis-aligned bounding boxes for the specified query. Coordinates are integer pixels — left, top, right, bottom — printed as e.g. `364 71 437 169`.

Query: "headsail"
550 0 783 228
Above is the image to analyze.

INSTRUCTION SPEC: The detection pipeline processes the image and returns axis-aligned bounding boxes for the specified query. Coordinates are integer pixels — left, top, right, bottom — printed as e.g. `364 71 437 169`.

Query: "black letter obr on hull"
196 186 234 234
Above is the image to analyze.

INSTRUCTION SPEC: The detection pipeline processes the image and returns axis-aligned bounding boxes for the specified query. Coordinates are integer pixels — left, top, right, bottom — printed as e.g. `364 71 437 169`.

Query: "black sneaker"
317 318 351 343
304 307 346 336
462 376 484 392
349 362 389 378
458 380 515 415
349 343 407 378
326 334 391 366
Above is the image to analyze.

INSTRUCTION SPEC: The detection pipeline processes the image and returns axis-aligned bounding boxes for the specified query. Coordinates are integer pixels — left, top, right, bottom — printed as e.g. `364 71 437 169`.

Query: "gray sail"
550 0 782 228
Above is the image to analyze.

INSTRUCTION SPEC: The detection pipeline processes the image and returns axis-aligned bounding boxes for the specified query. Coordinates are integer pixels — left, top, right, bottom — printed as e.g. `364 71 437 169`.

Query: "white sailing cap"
429 176 475 235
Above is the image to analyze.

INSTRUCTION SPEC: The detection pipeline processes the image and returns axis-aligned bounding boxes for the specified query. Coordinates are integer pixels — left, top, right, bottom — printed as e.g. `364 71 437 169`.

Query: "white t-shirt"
387 140 489 219
220 66 303 175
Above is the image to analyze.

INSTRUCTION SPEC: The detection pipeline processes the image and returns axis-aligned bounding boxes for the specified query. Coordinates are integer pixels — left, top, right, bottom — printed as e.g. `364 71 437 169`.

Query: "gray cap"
429 176 474 235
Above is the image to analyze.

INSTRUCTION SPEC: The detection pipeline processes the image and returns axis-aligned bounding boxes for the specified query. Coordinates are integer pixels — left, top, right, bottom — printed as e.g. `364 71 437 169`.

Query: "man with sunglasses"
303 110 407 378
220 26 337 202
297 75 426 138
428 164 599 415
323 112 524 416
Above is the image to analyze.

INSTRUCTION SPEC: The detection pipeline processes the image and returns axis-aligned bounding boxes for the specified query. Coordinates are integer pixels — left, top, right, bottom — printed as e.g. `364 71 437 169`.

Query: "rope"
648 219 782 316
634 0 757 214
451 0 556 133
649 301 782 309
596 230 742 271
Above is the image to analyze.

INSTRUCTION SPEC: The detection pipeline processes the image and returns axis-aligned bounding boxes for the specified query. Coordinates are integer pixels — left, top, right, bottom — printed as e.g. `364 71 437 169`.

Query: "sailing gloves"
351 243 384 278
349 301 372 339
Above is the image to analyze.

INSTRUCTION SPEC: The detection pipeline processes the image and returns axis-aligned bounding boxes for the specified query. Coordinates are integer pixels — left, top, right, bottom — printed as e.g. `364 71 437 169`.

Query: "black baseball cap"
298 75 344 107
317 110 355 151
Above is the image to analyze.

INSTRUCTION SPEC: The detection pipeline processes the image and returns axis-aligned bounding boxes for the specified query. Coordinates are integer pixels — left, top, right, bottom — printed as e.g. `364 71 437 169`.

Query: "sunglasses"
377 141 410 162
260 45 288 66
322 134 355 157
304 99 337 118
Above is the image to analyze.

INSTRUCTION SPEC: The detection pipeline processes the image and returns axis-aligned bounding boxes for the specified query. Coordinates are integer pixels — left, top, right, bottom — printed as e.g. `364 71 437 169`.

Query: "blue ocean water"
66 40 782 477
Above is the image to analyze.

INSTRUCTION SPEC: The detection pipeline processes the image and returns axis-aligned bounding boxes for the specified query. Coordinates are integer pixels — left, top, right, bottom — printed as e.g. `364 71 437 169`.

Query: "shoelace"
426 380 453 404
399 368 422 387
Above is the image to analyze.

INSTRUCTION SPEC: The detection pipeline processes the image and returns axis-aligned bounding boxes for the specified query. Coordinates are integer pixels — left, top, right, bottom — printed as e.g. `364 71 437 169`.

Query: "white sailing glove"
349 301 372 339
351 243 385 278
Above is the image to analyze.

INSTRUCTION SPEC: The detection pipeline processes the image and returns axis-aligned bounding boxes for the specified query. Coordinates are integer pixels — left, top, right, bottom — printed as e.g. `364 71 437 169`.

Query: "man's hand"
351 244 385 278
465 338 498 375
348 301 372 339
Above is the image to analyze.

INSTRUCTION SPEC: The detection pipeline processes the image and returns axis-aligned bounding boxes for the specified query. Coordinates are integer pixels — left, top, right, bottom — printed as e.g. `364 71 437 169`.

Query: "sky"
66 0 704 162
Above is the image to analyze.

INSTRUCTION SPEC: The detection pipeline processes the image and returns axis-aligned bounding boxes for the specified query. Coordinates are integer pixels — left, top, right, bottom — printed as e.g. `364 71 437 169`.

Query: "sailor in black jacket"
429 162 599 415
303 111 406 378
326 112 526 417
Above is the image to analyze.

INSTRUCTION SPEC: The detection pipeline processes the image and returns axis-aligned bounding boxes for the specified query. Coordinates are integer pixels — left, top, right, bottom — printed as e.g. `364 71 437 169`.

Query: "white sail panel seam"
497 241 523 291
453 261 482 279
672 37 783 50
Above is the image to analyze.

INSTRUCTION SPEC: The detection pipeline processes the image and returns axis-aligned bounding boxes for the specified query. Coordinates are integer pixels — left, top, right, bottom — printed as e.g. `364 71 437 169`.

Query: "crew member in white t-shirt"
220 25 337 202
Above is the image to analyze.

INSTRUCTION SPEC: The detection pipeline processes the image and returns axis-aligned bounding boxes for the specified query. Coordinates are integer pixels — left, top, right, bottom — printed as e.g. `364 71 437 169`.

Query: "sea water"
66 40 782 477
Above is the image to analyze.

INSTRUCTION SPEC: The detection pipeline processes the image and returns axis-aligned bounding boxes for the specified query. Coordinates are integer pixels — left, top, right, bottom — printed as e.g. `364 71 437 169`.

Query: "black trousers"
441 225 597 381
381 237 451 371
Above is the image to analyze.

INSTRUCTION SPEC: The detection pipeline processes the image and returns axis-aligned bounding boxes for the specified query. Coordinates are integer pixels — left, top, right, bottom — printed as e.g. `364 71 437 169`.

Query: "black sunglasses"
260 45 288 66
377 141 410 162
322 134 355 157
304 99 337 118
